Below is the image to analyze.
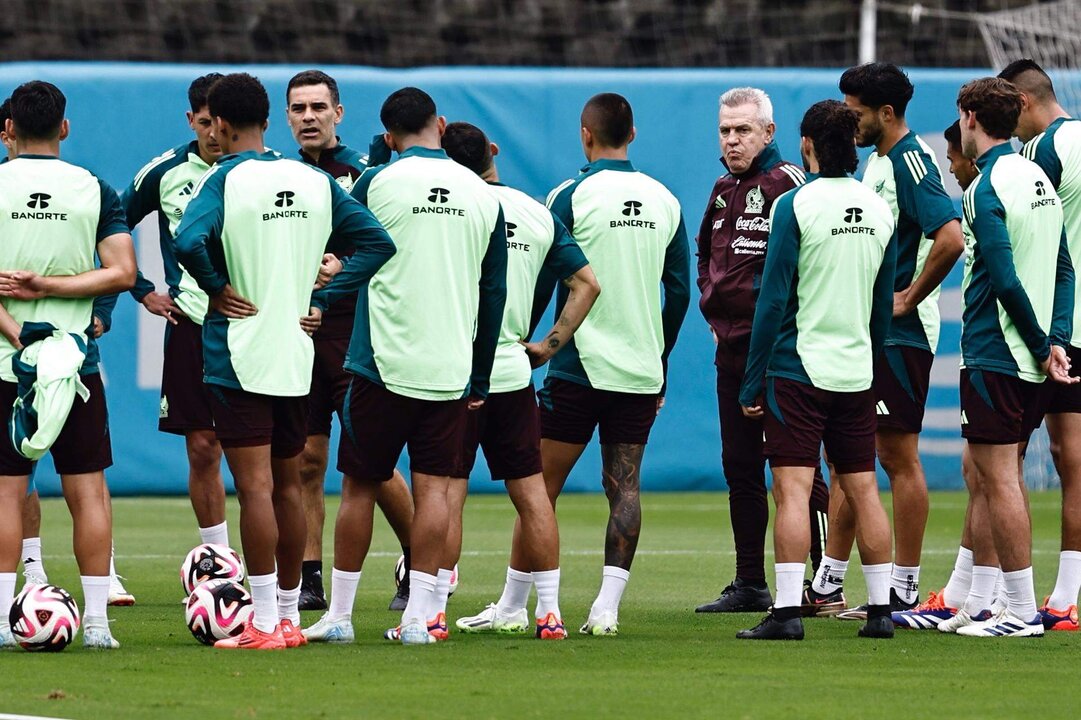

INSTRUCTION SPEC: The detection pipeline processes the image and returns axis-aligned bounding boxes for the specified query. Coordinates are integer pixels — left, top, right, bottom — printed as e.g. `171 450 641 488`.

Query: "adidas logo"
179 181 194 197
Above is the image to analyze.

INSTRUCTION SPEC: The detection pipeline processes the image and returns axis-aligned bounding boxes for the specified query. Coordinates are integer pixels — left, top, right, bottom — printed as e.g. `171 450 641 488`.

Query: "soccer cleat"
695 578 772 613
956 607 1045 638
937 608 992 634
801 580 846 617
858 608 895 639
280 618 308 648
388 581 409 612
892 589 956 629
837 588 915 621
302 613 355 643
400 621 436 645
1038 598 1079 631
22 568 48 588
455 603 530 634
536 613 567 640
428 612 449 641
580 610 619 636
0 621 15 648
736 611 804 640
107 574 135 607
298 570 328 612
82 623 120 650
214 620 286 650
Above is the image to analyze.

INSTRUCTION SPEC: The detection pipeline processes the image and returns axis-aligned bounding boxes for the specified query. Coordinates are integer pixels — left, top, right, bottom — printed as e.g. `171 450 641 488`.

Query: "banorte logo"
275 190 295 207
844 207 863 224
27 193 51 209
13 193 66 220
428 187 450 203
414 187 463 216
263 190 307 221
622 200 642 216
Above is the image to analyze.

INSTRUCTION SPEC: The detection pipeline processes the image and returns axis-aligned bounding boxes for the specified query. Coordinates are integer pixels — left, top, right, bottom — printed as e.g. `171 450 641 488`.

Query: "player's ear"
335 104 344 123
880 104 895 124
490 142 500 158
186 110 195 129
435 116 447 136
58 119 70 141
383 131 398 154
764 121 776 143
262 119 269 132
628 126 637 145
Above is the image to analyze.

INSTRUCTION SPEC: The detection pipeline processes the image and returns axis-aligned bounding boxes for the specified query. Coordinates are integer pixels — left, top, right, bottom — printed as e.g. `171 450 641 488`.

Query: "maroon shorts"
306 333 360 469
960 369 1048 445
873 345 934 434
159 314 215 434
207 385 308 458
763 376 877 474
457 384 543 480
340 376 467 482
0 374 112 476
538 377 657 446
1046 345 1081 415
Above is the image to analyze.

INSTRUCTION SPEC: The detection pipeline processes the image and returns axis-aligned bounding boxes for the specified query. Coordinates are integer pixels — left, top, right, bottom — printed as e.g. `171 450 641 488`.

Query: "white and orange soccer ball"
180 543 245 595
9 583 80 652
184 579 253 645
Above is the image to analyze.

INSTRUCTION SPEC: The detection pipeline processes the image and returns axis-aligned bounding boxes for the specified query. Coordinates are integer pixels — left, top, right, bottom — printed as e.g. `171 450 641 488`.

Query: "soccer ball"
184 579 253 645
9 584 80 652
394 555 459 596
180 543 245 595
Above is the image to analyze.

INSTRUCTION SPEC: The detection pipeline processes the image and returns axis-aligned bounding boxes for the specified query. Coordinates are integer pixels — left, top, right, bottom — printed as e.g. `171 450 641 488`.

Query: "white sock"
1048 550 1081 609
1002 567 1037 620
328 569 360 622
81 575 110 623
249 572 280 633
942 546 973 609
591 566 630 615
21 538 46 580
813 555 848 594
199 521 229 548
533 568 561 620
277 582 301 626
891 564 920 605
774 563 804 609
496 568 533 615
993 569 1005 606
402 570 437 626
863 563 892 606
109 546 117 579
434 568 453 616
0 572 15 625
965 565 998 616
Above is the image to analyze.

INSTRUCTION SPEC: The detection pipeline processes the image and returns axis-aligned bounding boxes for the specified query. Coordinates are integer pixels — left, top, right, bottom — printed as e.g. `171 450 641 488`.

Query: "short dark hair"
0 98 10 128
10 81 66 141
800 100 859 177
287 70 340 106
188 73 223 113
957 77 1022 141
442 122 492 176
839 62 914 117
998 58 1057 103
944 119 962 150
380 87 436 136
581 93 634 148
207 73 269 129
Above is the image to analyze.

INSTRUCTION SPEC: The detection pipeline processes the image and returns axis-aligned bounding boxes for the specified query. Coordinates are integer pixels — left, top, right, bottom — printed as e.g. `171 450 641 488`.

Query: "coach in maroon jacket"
694 87 830 613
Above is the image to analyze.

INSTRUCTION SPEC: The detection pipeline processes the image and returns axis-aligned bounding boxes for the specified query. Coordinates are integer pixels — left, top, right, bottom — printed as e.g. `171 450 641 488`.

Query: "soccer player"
284 69 415 612
813 62 965 619
173 73 395 650
692 86 831 615
948 77 1074 638
736 99 897 641
542 93 690 636
436 122 600 640
308 87 506 646
999 59 1081 631
0 80 137 649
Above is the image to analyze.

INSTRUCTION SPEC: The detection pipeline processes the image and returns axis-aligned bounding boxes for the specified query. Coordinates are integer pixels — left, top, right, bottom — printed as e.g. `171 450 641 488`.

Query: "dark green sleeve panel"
893 150 959 236
871 234 898 358
96 178 130 241
739 191 800 407
660 213 691 380
367 134 393 167
1031 132 1064 188
469 205 510 399
1051 227 1075 346
173 165 229 296
546 181 576 234
543 212 589 280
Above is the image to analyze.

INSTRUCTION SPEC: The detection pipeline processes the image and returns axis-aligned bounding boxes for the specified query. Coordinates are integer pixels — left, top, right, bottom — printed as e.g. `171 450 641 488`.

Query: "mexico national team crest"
335 175 355 193
745 186 765 215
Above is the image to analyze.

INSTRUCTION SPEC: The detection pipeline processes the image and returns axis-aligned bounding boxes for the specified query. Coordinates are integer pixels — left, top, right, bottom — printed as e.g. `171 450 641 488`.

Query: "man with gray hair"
694 87 832 614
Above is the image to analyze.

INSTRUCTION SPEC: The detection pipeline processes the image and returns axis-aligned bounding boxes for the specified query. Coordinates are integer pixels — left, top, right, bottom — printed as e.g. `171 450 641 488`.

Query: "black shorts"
207 385 308 459
306 333 359 469
538 377 657 446
0 374 112 476
1046 345 1081 415
159 315 215 434
457 384 543 481
873 345 934 434
960 369 1047 445
763 376 877 474
340 376 467 483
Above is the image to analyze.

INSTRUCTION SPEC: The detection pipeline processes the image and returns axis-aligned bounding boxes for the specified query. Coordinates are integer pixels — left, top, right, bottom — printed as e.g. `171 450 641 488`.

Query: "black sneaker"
298 570 328 612
388 573 410 611
837 588 916 621
736 609 804 640
696 578 772 613
858 605 895 638
801 579 847 617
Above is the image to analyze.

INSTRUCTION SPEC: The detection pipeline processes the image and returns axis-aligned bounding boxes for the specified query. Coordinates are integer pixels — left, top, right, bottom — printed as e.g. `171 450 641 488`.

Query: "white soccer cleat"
83 622 120 649
937 608 991 634
302 613 355 643
955 608 1045 638
22 568 48 587
108 575 135 606
0 620 15 648
580 610 619 637
400 621 436 645
455 603 529 634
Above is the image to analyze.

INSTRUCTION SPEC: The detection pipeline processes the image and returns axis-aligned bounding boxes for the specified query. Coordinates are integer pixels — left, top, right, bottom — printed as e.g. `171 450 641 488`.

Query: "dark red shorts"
538 377 657 446
306 333 359 470
457 384 543 480
0 374 112 476
207 385 308 458
340 376 467 482
1046 345 1081 415
158 314 215 435
960 369 1048 445
873 345 934 434
763 376 877 474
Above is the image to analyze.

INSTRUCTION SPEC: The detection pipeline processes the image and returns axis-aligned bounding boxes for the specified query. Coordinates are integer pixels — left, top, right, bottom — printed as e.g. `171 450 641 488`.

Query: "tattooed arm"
521 264 600 368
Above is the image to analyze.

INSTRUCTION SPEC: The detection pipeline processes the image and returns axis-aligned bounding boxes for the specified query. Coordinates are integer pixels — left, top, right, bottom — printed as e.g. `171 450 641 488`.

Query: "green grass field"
2 491 1077 720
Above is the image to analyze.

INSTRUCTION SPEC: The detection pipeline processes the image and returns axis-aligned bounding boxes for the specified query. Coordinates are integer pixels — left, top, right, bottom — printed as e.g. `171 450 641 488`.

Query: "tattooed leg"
602 443 645 570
